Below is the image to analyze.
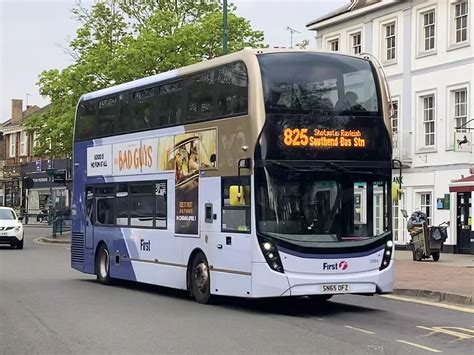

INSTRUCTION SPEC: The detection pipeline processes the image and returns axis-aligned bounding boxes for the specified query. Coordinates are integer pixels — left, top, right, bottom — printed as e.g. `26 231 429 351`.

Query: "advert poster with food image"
163 129 216 235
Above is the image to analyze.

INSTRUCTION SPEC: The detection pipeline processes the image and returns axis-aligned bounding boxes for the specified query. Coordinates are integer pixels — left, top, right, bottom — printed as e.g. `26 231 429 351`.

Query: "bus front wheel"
190 252 212 304
96 244 112 285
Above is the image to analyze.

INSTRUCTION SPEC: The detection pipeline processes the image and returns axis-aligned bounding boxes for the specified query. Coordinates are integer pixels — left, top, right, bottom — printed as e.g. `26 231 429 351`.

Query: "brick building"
0 99 71 216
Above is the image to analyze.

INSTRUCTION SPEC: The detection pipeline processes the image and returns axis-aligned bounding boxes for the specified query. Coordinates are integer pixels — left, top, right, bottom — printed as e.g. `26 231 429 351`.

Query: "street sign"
46 168 57 176
454 132 472 152
53 171 66 183
23 177 34 189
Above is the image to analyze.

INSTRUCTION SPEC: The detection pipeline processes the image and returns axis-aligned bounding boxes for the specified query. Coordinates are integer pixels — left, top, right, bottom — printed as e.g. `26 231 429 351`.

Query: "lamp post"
223 0 228 55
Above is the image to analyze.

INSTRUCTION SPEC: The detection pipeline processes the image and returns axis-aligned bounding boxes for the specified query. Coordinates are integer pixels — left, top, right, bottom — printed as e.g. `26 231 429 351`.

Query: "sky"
0 0 347 122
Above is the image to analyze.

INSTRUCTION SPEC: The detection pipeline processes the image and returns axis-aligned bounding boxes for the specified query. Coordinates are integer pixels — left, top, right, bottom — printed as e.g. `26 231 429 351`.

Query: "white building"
307 0 474 254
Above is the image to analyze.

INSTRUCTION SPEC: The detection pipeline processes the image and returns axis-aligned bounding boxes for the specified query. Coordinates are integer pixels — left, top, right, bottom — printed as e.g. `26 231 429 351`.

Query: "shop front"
22 160 71 217
449 175 474 255
2 165 22 210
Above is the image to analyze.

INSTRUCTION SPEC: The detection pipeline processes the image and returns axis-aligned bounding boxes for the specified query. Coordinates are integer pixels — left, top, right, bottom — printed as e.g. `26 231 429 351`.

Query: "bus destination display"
283 128 367 148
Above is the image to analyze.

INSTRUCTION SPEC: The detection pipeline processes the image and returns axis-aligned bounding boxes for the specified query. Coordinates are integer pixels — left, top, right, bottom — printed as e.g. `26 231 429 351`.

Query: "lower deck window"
88 181 167 229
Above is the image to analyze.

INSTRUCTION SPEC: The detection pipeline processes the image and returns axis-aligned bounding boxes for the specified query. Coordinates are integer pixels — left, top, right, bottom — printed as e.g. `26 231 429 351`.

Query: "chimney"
11 99 23 124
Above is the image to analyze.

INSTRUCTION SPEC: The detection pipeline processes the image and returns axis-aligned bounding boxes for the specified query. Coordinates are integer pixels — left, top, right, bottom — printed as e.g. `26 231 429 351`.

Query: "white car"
0 207 24 249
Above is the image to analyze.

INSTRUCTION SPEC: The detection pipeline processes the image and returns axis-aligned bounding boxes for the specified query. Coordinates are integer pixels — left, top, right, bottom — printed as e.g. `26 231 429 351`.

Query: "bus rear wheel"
190 252 212 304
96 244 112 285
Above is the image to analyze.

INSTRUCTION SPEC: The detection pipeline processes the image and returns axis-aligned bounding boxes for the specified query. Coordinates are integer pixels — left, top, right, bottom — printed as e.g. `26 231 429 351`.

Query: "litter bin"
428 225 449 261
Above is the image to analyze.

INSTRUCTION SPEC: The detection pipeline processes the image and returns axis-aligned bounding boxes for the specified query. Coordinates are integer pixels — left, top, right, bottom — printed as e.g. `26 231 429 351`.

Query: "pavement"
33 229 474 305
2 229 474 354
394 250 474 305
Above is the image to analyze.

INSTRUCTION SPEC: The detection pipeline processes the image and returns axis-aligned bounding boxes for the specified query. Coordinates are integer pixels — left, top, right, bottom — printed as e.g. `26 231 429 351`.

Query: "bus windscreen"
258 52 380 116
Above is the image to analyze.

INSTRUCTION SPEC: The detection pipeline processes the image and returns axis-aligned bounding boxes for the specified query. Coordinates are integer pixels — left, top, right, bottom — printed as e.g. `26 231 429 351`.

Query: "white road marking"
382 295 474 314
344 325 375 335
396 340 442 353
417 326 474 341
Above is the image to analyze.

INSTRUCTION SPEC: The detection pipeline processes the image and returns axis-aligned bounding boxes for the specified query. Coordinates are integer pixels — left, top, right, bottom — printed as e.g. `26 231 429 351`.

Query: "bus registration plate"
320 284 350 293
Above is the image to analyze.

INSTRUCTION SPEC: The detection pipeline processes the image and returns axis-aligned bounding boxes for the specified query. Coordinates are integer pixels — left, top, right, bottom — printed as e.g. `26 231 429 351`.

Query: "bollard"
48 211 54 226
52 217 57 238
58 217 63 235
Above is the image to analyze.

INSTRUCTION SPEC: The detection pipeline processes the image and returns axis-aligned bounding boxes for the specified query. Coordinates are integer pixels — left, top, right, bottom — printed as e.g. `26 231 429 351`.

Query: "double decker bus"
72 49 394 303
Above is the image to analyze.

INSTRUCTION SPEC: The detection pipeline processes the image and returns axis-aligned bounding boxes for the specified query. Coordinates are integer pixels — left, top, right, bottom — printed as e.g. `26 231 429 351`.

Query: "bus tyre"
190 252 212 304
16 237 24 249
96 244 112 285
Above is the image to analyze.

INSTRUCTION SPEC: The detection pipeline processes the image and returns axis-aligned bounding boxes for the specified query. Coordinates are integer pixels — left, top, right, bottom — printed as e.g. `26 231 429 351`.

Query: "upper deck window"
98 97 118 137
258 52 380 116
76 100 97 140
75 61 248 142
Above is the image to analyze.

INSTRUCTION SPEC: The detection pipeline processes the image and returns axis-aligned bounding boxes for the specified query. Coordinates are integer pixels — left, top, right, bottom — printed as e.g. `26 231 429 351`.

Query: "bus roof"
80 49 369 102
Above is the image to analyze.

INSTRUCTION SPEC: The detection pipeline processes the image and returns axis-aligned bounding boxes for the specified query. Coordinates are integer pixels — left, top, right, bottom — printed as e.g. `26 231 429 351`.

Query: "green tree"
26 0 265 158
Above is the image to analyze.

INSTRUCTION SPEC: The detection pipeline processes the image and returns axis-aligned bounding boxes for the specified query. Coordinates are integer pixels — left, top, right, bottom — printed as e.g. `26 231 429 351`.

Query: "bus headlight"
257 236 284 273
380 238 394 271
263 242 272 251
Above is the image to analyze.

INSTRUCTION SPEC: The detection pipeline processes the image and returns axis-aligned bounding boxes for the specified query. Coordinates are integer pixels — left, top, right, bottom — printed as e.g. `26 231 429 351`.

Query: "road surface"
1 227 473 354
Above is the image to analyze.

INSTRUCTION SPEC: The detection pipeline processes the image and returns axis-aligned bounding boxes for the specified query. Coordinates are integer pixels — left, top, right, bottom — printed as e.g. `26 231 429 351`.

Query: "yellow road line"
382 295 474 314
396 340 442 353
344 325 375 335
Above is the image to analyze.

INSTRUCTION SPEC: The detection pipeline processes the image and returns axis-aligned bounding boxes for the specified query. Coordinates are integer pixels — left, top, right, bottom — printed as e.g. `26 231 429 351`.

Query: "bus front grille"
71 232 85 266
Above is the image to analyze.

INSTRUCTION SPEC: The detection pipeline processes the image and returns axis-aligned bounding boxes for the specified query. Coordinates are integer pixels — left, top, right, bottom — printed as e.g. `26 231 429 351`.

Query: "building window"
422 10 436 51
419 192 432 225
351 32 362 54
393 196 399 241
328 38 339 52
454 89 468 131
455 1 468 43
422 95 435 147
19 131 28 156
383 22 396 61
8 134 16 158
391 100 399 150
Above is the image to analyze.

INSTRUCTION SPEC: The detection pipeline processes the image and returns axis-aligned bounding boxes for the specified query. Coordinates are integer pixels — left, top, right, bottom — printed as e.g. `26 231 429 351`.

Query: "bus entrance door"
202 177 252 297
